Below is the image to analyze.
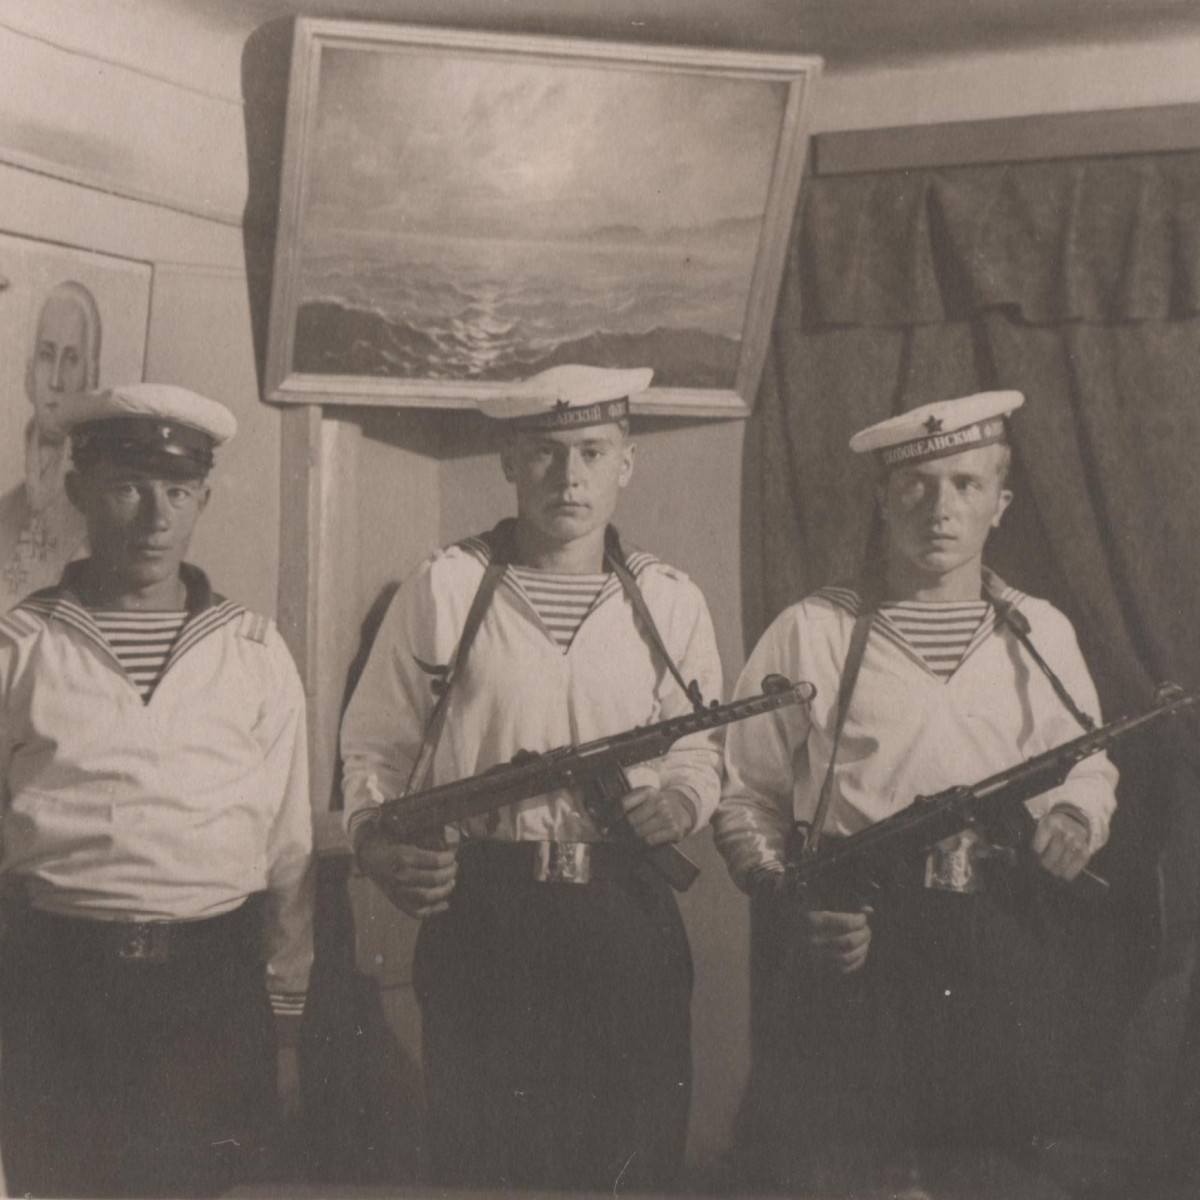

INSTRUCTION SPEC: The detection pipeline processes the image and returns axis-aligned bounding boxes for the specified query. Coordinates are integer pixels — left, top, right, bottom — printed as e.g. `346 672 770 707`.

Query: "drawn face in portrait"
0 236 150 610
25 281 102 444
0 281 103 605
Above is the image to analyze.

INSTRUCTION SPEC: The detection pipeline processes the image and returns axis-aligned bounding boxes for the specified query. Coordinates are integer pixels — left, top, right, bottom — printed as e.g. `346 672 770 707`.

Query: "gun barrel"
971 685 1199 805
793 684 1198 896
381 678 817 840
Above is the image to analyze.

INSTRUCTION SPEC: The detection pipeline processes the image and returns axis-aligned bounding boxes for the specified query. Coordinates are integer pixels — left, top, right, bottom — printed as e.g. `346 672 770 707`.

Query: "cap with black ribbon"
849 390 1025 468
478 364 653 432
62 383 237 478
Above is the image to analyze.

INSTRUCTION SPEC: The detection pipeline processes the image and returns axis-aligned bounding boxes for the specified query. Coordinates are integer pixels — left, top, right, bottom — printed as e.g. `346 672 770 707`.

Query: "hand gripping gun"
378 675 816 892
786 683 1199 909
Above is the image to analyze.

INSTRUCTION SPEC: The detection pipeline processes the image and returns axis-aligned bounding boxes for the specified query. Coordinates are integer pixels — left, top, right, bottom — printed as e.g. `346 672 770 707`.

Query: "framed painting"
0 231 151 606
265 20 821 417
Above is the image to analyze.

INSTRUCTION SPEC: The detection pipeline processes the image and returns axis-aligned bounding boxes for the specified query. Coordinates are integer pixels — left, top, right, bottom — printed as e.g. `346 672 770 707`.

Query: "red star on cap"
923 415 944 433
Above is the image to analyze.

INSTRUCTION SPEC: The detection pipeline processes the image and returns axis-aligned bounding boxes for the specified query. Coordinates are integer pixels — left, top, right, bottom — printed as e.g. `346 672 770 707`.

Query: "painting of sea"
267 23 821 415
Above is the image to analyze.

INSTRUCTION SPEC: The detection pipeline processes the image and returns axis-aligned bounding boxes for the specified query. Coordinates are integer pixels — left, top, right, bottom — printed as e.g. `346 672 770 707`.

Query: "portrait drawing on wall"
0 232 152 607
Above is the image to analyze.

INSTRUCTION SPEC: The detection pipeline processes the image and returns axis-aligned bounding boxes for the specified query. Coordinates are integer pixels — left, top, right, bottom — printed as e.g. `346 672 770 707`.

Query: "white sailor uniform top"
715 579 1118 893
0 562 313 1015
341 534 724 846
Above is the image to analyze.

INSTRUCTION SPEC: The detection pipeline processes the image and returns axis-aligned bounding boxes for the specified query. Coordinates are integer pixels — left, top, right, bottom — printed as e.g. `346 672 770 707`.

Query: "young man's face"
501 423 635 547
25 294 93 441
879 443 1012 583
67 463 210 594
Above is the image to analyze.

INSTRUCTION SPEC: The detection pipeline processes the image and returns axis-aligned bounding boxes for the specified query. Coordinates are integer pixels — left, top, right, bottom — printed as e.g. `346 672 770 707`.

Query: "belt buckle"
117 922 171 963
924 829 985 894
534 842 592 885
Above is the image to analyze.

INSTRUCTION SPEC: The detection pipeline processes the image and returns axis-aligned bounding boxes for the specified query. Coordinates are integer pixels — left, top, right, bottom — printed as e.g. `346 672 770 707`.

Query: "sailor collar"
16 562 247 701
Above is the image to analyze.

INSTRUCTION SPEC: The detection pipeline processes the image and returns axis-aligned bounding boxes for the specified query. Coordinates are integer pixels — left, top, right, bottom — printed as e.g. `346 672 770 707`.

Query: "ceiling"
159 0 1200 68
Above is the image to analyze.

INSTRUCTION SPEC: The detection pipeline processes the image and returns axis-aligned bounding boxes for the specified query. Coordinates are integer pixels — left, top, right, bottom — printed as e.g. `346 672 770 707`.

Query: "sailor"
0 383 313 1198
714 391 1118 1197
340 364 723 1192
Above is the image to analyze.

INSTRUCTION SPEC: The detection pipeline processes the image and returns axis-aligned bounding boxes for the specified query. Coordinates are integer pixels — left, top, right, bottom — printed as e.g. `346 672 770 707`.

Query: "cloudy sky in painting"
303 46 788 241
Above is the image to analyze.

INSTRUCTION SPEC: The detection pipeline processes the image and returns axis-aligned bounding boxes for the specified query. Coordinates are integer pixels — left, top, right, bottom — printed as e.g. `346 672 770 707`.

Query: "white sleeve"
713 610 813 893
260 630 315 1014
339 562 441 846
0 636 14 835
652 579 725 829
1021 604 1118 854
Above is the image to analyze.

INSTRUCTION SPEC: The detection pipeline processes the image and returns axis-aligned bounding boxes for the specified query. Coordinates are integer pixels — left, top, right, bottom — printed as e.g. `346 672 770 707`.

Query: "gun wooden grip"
586 762 702 892
1003 804 1109 900
407 826 450 852
647 843 701 892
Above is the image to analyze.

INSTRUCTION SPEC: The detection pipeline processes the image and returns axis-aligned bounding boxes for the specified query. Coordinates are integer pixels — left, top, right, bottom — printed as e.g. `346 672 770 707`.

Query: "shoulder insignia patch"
0 608 40 641
455 535 492 569
237 611 271 644
813 586 862 617
1000 584 1029 610
624 549 663 577
653 563 688 584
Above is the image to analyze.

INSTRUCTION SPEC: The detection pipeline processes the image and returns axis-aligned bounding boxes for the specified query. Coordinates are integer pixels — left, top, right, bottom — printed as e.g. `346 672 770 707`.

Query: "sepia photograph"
0 2 1199 1199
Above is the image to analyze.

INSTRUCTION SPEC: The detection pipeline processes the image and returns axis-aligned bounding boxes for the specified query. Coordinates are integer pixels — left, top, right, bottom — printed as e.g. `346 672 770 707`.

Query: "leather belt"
18 898 262 965
789 823 984 895
458 839 638 885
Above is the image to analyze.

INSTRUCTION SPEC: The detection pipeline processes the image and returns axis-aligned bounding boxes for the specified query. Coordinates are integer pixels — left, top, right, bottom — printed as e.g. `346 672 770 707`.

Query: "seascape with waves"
291 221 757 388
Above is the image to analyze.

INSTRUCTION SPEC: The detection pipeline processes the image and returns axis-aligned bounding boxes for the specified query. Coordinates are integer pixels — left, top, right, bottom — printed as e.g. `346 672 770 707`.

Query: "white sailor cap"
479 364 653 432
849 390 1024 468
62 383 237 476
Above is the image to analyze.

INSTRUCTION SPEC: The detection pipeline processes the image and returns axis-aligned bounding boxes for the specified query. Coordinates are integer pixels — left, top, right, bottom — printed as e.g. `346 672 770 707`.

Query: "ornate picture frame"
265 20 821 417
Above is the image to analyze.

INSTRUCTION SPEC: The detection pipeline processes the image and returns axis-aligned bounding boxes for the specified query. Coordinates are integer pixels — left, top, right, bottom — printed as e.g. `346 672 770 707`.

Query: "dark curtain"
745 152 1200 1171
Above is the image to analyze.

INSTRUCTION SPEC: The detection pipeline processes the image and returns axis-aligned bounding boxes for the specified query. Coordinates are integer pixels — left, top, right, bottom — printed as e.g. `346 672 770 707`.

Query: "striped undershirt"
92 609 189 700
879 599 990 680
507 565 609 650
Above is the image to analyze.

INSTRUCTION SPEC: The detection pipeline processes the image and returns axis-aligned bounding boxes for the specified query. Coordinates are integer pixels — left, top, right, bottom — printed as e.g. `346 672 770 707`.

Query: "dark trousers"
0 902 277 1198
738 879 1083 1193
413 846 694 1193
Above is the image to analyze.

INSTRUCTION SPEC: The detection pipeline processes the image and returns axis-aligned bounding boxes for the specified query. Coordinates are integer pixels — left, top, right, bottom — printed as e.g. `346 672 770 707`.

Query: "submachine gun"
378 675 817 892
787 682 1200 909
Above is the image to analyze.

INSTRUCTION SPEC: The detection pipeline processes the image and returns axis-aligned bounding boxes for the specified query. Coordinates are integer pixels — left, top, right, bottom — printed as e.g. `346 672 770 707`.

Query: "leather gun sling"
798 575 1099 873
402 535 509 796
605 525 708 713
983 572 1096 733
404 520 704 798
803 602 875 858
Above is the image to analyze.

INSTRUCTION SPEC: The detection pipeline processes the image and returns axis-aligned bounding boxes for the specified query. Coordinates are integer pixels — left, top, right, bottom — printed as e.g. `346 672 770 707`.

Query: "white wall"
0 3 247 222
5 0 1200 236
815 36 1200 132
